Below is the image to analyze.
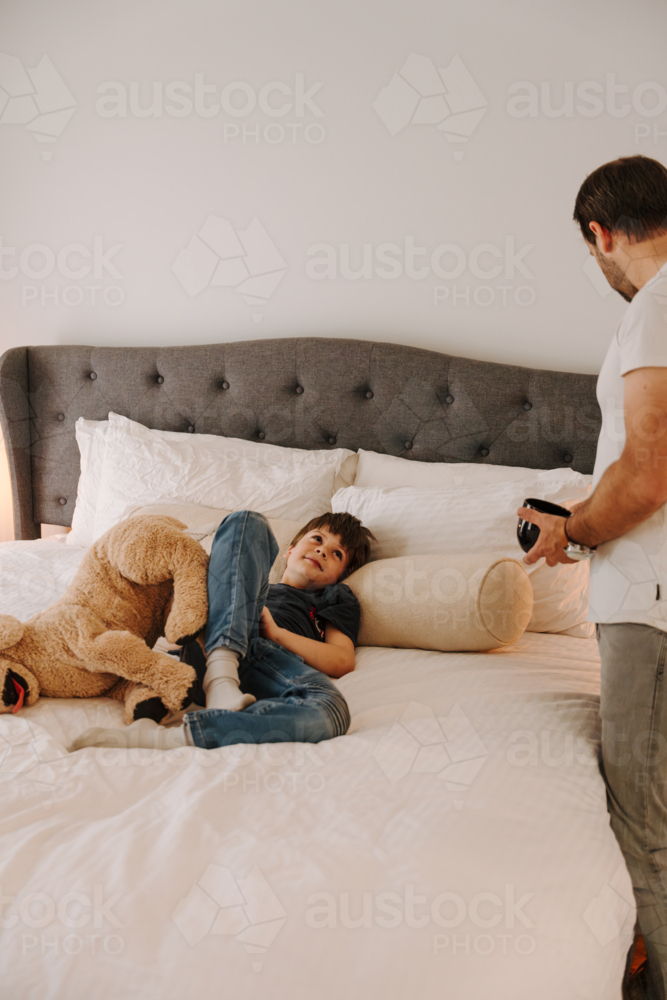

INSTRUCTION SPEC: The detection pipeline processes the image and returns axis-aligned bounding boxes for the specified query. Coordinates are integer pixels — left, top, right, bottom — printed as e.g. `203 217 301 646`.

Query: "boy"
70 510 375 752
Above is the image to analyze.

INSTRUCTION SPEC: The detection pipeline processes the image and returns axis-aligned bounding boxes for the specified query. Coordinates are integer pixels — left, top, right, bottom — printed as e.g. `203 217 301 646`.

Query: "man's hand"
516 507 577 566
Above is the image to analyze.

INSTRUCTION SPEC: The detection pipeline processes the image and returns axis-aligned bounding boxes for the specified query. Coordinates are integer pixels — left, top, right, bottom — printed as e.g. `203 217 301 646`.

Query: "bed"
0 339 633 999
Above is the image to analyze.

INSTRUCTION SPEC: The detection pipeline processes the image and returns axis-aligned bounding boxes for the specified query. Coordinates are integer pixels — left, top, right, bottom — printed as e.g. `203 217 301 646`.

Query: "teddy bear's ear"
0 615 24 651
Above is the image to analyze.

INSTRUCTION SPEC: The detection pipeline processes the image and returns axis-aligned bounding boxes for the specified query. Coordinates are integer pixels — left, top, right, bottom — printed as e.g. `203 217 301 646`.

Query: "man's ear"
589 221 614 254
284 546 293 561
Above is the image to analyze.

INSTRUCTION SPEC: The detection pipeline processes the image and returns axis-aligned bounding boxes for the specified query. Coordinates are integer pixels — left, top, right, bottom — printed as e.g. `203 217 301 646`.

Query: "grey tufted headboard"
0 337 601 540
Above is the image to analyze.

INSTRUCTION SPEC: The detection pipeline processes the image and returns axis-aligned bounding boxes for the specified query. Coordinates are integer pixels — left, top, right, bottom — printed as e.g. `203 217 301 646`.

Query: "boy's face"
282 527 349 590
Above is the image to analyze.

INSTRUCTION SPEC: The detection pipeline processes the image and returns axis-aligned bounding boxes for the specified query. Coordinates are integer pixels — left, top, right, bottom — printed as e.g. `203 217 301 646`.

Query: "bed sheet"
0 540 634 1000
0 535 86 621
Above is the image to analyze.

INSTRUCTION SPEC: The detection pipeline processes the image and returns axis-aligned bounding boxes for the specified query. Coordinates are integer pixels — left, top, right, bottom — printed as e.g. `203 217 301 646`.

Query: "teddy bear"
0 514 210 724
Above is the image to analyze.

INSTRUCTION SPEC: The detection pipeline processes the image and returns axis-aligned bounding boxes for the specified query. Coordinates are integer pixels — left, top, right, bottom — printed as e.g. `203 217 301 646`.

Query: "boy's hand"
259 610 355 678
259 607 282 643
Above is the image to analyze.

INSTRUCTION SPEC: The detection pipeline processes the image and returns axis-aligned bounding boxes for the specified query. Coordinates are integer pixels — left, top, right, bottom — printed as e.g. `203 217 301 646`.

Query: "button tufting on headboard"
0 338 602 540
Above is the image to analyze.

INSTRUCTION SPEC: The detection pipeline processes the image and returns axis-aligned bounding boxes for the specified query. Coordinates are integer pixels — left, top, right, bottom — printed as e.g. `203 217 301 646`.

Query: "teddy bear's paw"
173 631 201 649
1 669 29 713
155 662 197 714
133 696 169 723
164 610 207 647
180 676 206 710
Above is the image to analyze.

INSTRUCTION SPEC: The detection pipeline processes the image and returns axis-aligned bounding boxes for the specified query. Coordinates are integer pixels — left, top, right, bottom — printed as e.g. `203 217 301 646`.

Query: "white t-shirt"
588 260 667 629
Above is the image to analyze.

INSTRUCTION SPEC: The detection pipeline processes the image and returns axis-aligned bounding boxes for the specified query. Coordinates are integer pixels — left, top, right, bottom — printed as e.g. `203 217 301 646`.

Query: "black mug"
517 497 572 554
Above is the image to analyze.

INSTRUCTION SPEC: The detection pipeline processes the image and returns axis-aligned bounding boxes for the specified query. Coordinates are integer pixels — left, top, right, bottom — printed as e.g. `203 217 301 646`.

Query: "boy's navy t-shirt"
265 582 360 646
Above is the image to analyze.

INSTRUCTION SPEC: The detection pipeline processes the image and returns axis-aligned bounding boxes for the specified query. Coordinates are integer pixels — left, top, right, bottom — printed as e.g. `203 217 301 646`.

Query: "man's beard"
592 246 638 302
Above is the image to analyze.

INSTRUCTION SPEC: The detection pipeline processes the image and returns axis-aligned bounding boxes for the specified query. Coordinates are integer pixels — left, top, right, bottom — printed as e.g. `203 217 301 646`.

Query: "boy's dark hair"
290 512 376 577
573 155 667 245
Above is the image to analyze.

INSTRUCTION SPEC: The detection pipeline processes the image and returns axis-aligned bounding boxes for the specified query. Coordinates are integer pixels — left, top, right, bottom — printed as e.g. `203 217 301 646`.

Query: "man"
518 155 667 999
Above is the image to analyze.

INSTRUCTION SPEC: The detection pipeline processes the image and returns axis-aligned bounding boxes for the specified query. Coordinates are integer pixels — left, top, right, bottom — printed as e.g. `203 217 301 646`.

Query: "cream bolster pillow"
344 554 533 651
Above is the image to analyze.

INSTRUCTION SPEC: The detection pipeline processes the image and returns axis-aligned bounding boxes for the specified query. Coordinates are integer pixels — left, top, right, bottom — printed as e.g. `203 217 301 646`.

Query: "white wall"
1 0 665 539
1 0 666 375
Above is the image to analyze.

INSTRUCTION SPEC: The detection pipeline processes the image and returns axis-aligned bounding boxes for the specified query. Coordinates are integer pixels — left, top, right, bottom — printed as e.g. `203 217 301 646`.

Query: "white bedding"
0 540 634 999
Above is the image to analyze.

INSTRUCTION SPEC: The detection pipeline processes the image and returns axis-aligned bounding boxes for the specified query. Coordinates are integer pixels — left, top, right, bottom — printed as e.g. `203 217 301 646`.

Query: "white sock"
204 647 256 712
69 718 191 752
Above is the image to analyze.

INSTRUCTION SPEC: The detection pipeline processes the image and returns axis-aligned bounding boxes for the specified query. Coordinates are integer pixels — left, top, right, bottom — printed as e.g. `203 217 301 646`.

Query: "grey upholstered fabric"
0 339 601 540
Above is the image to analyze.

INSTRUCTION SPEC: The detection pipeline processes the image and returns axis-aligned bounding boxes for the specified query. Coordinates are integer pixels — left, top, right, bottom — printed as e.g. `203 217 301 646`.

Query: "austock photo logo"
171 862 287 972
305 236 536 309
306 882 536 958
582 248 667 309
373 53 488 160
0 54 76 161
95 73 326 146
506 74 667 146
0 715 76 810
582 254 613 299
1 881 124 957
583 866 635 948
171 215 287 322
0 235 124 308
372 701 488 803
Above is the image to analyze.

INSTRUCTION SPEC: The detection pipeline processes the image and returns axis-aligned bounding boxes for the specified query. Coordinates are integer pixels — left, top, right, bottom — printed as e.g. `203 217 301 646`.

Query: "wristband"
564 516 596 555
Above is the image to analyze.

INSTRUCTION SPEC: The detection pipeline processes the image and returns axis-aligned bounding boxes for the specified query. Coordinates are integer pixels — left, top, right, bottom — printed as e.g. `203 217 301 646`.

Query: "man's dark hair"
290 512 376 576
573 155 667 244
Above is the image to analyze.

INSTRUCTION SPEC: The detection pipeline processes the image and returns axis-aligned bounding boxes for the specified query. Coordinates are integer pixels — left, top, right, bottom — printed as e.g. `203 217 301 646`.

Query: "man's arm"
259 607 355 679
519 366 667 566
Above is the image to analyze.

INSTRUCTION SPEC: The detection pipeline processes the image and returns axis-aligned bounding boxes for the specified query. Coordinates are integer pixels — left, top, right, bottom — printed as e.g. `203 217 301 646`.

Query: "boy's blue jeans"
182 511 351 749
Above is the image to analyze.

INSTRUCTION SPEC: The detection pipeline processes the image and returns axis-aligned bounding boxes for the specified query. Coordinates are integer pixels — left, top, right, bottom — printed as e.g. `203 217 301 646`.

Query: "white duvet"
0 539 634 1000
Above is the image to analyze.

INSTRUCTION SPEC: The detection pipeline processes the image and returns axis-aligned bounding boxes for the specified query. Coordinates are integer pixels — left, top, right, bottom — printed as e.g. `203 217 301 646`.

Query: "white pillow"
332 470 594 635
123 501 301 586
67 418 109 548
354 448 563 489
333 454 358 492
93 413 355 541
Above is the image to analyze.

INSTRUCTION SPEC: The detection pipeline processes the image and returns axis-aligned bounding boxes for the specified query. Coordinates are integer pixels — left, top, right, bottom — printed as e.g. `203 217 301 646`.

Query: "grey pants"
598 622 667 1000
